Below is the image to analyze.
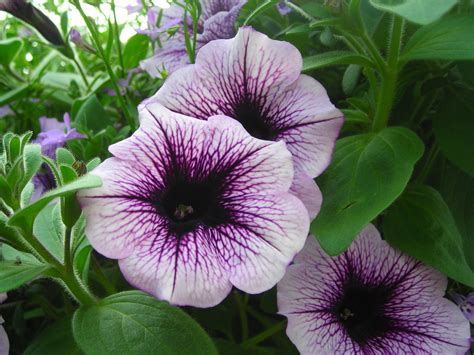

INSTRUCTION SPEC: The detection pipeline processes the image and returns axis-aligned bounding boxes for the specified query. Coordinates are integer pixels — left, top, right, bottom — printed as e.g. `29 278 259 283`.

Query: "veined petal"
278 225 471 354
150 27 342 180
78 103 309 307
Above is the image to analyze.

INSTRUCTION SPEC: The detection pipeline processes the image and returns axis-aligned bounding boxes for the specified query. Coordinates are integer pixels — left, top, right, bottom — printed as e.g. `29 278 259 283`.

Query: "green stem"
372 15 404 132
241 321 286 348
72 0 136 129
22 229 97 305
111 0 125 76
64 227 73 274
72 56 89 89
5 65 25 82
360 33 386 73
234 292 249 341
91 254 117 295
285 2 316 21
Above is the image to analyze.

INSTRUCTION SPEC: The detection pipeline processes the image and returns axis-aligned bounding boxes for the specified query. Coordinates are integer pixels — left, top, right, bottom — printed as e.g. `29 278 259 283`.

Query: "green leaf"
302 51 374 72
401 15 474 61
0 83 30 107
8 174 102 235
41 72 88 94
433 90 474 177
0 38 23 66
383 185 474 287
440 163 474 269
24 318 82 355
243 0 279 26
18 144 43 193
74 95 112 133
0 260 50 293
73 291 217 355
56 148 76 166
123 34 150 69
312 127 424 255
33 203 65 261
369 0 456 25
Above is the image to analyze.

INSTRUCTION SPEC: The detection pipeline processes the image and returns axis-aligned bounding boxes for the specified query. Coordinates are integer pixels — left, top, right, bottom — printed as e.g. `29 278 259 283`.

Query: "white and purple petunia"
77 103 309 308
0 293 9 355
140 0 246 76
145 27 343 217
277 224 471 355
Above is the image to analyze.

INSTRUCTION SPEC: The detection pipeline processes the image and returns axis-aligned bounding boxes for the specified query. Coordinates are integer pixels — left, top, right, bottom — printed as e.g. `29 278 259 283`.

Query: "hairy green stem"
241 321 286 348
72 0 136 129
372 15 404 132
285 1 316 21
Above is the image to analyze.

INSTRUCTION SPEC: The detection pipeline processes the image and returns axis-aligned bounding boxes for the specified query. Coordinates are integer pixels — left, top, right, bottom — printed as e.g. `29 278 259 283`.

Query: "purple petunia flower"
77 103 309 307
144 27 343 217
33 113 85 159
0 293 9 355
452 292 474 323
140 0 246 77
277 224 471 354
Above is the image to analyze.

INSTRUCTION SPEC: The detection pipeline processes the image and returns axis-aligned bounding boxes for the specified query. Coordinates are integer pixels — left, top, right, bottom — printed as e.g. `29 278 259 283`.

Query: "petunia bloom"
0 293 9 355
140 0 246 77
277 224 471 354
452 292 474 323
126 0 142 14
145 27 343 217
78 103 309 307
33 113 85 159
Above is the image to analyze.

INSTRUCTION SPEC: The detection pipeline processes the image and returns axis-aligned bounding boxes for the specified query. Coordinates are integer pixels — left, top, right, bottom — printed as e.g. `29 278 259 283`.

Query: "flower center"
233 99 277 140
160 178 226 235
333 279 393 345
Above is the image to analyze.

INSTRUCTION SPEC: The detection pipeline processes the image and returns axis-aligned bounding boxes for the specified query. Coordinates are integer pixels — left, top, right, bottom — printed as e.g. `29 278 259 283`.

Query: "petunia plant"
0 0 473 354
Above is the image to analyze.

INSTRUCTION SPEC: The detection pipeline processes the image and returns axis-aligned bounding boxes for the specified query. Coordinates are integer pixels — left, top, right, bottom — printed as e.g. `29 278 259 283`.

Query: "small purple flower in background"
277 1 291 15
145 27 343 218
31 113 85 201
0 106 13 118
452 292 474 323
277 224 471 354
126 0 143 14
136 7 162 41
140 0 246 77
0 293 9 355
69 28 96 53
77 103 309 307
34 113 85 159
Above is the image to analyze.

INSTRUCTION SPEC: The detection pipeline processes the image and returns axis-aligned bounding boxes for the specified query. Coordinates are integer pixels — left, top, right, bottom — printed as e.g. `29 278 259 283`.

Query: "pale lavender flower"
0 106 13 118
277 1 291 15
277 224 471 354
77 103 309 307
0 293 9 355
17 26 33 38
126 0 142 14
140 0 246 76
145 27 343 218
452 292 474 323
34 113 85 159
69 28 96 53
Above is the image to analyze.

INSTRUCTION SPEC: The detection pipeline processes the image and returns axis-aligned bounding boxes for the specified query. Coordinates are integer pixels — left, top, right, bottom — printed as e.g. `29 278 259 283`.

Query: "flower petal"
277 225 471 354
149 27 342 178
289 171 322 219
223 193 309 293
